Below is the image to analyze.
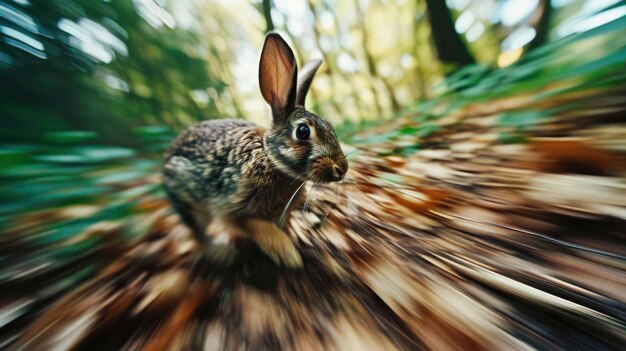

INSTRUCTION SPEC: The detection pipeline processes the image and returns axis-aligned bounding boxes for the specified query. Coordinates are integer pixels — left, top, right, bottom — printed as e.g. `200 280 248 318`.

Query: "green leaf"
415 123 440 138
499 111 548 128
498 133 527 144
35 146 136 164
352 131 399 145
45 131 99 143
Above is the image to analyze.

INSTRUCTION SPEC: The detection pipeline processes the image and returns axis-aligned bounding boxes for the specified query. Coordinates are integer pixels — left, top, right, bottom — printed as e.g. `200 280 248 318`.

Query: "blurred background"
2 0 625 141
1 0 625 350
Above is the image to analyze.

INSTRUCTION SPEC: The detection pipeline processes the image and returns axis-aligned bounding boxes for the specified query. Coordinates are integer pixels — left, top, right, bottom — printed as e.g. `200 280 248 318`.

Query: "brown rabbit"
163 33 348 268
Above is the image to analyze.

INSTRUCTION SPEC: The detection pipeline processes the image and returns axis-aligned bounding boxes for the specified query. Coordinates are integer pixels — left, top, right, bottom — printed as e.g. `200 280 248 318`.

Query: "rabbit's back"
163 119 268 209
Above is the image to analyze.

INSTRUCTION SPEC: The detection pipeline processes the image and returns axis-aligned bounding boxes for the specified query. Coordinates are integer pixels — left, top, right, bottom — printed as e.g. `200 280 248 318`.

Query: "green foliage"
0 0 224 146
337 6 626 157
499 111 549 129
407 9 626 146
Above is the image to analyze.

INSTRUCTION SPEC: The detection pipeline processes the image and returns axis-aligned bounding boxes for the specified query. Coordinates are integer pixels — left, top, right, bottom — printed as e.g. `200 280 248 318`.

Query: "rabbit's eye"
295 124 310 140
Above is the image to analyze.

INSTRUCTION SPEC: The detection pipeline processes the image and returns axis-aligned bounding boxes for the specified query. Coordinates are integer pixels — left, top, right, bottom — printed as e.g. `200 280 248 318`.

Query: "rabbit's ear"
296 59 322 107
259 33 298 125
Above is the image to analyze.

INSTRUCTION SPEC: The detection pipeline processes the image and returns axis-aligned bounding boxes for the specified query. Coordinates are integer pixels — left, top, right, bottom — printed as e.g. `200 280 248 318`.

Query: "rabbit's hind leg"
165 192 238 265
165 189 207 245
201 214 242 265
244 218 302 269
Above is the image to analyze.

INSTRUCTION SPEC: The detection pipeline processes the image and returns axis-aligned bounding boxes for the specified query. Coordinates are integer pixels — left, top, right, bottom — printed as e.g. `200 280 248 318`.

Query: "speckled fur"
162 110 345 251
163 119 302 221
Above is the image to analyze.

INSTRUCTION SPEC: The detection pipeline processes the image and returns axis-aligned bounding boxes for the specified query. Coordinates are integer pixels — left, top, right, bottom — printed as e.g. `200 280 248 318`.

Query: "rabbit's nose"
332 158 348 180
331 165 344 179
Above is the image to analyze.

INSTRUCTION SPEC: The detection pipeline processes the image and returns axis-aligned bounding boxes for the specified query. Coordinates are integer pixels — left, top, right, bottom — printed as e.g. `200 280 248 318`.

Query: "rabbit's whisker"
303 189 313 212
303 178 321 213
336 149 360 162
289 170 310 186
316 182 340 227
278 172 313 228
278 175 312 228
338 177 348 208
337 176 357 214
303 182 314 212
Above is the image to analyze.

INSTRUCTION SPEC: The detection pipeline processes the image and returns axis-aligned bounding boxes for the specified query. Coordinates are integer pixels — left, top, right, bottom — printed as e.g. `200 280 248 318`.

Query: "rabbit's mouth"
312 156 348 183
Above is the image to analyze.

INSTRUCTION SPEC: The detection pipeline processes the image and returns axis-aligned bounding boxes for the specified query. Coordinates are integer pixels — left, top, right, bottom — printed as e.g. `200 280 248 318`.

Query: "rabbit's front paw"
247 219 302 269
259 232 302 269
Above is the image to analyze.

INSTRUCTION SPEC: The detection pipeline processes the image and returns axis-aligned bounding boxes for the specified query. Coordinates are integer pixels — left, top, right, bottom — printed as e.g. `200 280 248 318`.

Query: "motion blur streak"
1 0 626 350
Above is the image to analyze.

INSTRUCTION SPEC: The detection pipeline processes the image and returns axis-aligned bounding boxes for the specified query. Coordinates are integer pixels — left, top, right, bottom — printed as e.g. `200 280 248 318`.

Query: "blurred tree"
412 1 429 98
424 0 475 72
1 0 605 135
0 0 231 145
261 0 275 32
527 0 552 52
0 0 129 142
354 0 400 113
303 0 348 118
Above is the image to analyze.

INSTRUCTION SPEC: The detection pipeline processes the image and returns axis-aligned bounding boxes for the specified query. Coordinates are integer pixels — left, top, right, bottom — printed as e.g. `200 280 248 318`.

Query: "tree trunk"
305 0 353 118
262 0 274 33
527 0 552 51
412 0 429 99
424 0 475 72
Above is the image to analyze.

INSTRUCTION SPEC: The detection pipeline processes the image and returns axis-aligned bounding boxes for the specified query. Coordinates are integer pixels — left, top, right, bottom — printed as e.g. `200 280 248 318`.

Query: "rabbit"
163 33 348 268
